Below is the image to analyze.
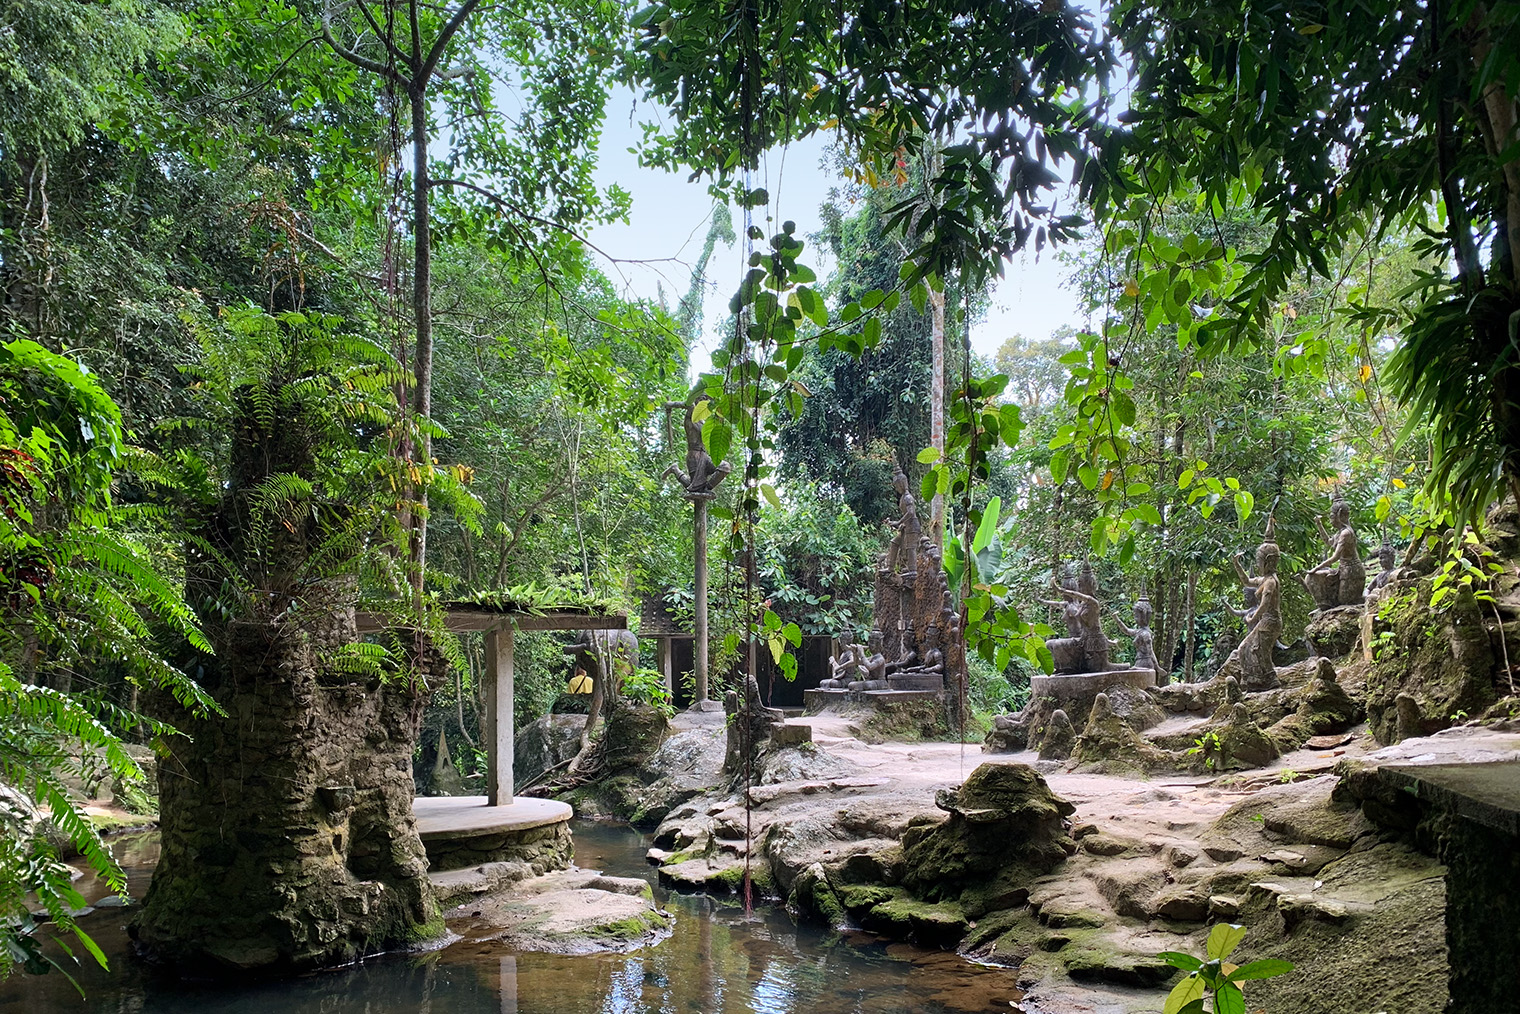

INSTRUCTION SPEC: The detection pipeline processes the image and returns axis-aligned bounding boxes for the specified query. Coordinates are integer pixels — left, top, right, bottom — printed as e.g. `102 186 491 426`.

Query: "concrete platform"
414 796 575 873
414 795 573 840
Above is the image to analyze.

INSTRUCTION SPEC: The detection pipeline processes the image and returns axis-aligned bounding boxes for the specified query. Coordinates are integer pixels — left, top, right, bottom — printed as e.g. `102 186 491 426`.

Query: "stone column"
484 622 515 806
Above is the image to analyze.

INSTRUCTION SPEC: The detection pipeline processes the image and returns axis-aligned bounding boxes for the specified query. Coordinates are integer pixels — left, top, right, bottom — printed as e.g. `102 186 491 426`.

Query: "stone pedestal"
1030 667 1157 704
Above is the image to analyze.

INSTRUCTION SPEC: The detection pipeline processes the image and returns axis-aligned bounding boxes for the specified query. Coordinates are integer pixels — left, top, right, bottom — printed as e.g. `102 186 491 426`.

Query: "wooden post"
484 622 515 806
658 637 673 692
693 495 710 705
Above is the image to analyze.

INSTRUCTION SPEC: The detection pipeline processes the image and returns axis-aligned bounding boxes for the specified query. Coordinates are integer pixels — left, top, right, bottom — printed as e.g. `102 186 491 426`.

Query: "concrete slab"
414 795 572 840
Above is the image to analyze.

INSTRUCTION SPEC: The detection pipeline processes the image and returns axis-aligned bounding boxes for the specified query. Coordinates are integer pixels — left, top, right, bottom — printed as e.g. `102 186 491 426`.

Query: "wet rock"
448 868 670 954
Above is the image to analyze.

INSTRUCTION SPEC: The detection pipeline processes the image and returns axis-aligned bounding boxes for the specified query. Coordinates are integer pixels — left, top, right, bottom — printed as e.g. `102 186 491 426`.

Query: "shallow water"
0 821 1026 1013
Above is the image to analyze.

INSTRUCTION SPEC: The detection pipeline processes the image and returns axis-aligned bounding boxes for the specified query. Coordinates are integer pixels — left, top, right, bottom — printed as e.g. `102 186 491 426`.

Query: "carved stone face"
1380 544 1396 567
869 630 883 651
1332 500 1351 528
1133 598 1153 626
1078 564 1098 597
1257 541 1280 575
893 469 909 497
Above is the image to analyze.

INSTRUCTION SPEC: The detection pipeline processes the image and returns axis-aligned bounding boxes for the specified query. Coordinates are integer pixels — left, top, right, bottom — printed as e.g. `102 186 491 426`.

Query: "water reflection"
0 822 1024 1014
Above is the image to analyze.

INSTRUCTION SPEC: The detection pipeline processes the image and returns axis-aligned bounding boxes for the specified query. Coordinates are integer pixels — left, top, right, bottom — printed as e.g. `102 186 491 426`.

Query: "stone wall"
131 620 440 974
422 819 572 874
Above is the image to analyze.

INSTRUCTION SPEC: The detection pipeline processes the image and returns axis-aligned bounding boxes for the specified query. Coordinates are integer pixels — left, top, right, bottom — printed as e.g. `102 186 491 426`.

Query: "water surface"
1 821 1026 1013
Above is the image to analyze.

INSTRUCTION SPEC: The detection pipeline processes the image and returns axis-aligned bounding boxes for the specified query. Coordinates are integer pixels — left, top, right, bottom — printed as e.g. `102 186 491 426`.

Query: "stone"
514 714 584 788
901 763 1076 904
1225 520 1284 691
449 868 670 955
1038 709 1076 760
1040 563 1117 674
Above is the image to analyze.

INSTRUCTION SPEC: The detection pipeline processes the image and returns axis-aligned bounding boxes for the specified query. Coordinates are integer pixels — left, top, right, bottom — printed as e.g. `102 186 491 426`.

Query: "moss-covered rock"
1365 583 1499 743
1072 693 1177 773
900 762 1075 915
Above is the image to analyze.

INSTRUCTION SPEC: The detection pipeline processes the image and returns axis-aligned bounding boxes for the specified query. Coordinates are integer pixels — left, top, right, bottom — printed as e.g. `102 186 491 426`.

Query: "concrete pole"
693 495 710 705
484 622 515 806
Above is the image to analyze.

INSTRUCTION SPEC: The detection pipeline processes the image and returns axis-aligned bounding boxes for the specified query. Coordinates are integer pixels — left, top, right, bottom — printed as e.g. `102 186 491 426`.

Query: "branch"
322 3 411 85
418 0 485 87
429 177 679 267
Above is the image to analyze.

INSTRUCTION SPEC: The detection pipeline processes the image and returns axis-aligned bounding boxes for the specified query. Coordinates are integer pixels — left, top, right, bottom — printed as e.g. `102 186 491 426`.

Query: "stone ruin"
807 467 967 720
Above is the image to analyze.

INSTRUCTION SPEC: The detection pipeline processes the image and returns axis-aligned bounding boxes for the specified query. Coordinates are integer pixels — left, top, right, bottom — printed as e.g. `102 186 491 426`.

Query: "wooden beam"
356 610 627 633
484 623 515 806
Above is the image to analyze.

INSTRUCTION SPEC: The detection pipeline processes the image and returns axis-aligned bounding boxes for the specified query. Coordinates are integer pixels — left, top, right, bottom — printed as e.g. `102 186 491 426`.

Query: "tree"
1109 0 1520 521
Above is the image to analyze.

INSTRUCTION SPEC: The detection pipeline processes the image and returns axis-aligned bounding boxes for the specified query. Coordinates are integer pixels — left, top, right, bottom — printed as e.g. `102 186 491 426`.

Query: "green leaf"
917 446 941 463
1213 982 1246 1014
1178 469 1195 490
973 497 1002 554
1228 959 1294 981
1164 974 1206 1014
1206 923 1247 961
1157 952 1204 972
1051 450 1070 485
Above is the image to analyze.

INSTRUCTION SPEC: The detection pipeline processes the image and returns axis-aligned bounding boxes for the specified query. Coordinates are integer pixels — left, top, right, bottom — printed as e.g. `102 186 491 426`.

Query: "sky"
584 89 1094 372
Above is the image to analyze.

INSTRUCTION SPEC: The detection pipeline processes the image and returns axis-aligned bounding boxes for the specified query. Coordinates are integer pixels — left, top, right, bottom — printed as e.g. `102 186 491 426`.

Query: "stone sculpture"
662 396 732 708
1040 563 1116 674
1369 543 1398 593
1113 594 1159 673
822 634 864 689
810 465 967 717
1230 520 1284 691
1303 497 1365 611
662 399 732 496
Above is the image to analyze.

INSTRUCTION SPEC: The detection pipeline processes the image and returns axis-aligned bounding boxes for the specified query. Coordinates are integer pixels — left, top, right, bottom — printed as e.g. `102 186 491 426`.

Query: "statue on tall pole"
663 396 731 709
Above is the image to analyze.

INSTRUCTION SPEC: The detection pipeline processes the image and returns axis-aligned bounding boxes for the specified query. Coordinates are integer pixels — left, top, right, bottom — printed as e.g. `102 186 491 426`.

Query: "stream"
0 820 1027 1013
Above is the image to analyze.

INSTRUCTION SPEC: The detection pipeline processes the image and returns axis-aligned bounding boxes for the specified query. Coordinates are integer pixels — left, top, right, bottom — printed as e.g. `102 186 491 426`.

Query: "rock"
1038 709 1076 760
629 726 727 826
983 709 1030 753
1152 887 1210 922
1072 693 1176 773
1365 582 1498 745
515 714 585 788
901 763 1075 907
1306 604 1365 659
1208 894 1241 918
449 868 670 955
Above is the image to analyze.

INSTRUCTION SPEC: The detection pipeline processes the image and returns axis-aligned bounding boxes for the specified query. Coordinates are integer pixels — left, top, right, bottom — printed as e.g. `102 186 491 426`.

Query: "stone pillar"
485 623 515 806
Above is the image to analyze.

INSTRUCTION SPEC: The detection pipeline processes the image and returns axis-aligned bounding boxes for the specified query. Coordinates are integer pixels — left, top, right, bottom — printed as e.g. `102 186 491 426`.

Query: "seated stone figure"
821 633 864 689
1303 497 1365 610
848 631 890 690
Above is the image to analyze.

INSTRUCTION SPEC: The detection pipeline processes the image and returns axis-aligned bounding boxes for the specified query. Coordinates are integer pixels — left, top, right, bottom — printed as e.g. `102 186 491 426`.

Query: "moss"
600 909 669 941
837 883 899 912
864 893 970 947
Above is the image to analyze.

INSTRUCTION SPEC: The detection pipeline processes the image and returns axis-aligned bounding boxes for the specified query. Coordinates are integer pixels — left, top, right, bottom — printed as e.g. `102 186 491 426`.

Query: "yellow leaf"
1123 278 1140 298
1392 478 1406 489
1359 363 1373 382
1298 22 1325 32
691 400 712 423
1101 470 1115 490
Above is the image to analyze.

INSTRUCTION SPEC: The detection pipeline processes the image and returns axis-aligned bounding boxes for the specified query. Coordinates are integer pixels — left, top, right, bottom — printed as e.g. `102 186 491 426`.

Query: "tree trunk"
928 286 946 545
693 496 710 704
409 85 433 619
1181 569 1199 682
